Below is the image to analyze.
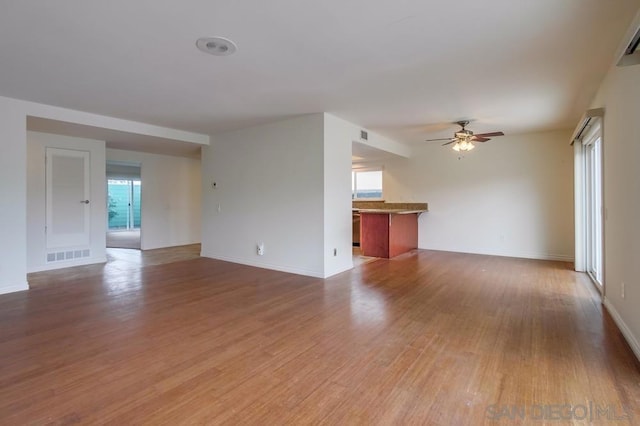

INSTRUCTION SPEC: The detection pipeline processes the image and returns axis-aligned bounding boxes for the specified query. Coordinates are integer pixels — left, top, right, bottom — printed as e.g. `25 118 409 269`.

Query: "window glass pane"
133 181 142 228
584 135 603 286
108 179 142 230
352 172 356 199
353 170 382 199
108 180 130 230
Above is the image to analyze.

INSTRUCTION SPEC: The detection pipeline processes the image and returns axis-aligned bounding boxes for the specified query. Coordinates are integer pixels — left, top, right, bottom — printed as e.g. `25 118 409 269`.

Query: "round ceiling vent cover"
196 37 237 56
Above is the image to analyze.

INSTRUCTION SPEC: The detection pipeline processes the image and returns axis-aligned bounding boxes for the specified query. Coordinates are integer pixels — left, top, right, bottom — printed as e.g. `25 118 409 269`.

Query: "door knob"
81 200 90 204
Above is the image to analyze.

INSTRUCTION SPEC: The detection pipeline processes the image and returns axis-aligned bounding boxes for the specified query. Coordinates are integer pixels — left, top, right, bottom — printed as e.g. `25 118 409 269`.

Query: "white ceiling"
352 141 399 163
1 0 639 146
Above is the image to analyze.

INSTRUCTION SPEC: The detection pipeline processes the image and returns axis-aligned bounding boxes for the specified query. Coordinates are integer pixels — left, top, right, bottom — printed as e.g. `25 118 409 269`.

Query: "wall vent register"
46 249 91 263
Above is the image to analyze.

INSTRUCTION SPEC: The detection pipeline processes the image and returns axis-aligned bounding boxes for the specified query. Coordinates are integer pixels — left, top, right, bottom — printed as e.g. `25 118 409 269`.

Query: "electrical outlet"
621 282 625 299
257 243 264 256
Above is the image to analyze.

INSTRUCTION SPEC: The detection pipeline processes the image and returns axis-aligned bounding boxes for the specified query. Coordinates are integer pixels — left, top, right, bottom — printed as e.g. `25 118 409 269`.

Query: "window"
352 169 383 200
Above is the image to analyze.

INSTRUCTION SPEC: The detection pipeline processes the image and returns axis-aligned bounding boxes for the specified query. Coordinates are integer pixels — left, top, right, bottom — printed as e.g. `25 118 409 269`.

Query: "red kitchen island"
356 204 428 258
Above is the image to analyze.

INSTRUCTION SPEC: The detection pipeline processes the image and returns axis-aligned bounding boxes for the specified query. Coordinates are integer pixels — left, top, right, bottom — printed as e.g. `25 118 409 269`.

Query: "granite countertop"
354 208 427 214
352 201 428 214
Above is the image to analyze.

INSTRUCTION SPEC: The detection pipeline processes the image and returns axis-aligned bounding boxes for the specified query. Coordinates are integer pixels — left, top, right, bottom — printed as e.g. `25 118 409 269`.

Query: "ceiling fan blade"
426 137 455 142
473 131 504 138
471 136 490 142
442 140 457 146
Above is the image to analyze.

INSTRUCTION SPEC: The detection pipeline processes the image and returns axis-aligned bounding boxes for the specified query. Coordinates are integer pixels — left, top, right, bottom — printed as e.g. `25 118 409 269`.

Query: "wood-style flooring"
27 244 201 289
106 229 141 250
2 249 639 424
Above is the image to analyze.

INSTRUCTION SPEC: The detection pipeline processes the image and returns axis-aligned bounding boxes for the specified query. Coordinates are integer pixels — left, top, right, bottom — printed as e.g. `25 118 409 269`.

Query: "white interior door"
46 148 91 249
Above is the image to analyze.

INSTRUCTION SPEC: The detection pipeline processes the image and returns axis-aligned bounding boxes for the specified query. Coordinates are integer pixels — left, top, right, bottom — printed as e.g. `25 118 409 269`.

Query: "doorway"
106 161 142 249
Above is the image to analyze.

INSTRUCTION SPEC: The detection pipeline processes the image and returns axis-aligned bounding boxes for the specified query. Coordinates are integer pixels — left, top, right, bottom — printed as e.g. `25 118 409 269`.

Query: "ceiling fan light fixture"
426 120 504 151
452 139 475 152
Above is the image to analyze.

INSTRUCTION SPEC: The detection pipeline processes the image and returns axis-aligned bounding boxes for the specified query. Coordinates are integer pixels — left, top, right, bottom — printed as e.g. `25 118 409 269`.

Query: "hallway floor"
106 229 141 249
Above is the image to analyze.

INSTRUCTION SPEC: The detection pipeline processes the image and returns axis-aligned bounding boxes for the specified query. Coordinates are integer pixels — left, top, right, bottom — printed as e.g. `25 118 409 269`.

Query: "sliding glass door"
107 179 141 230
583 130 603 286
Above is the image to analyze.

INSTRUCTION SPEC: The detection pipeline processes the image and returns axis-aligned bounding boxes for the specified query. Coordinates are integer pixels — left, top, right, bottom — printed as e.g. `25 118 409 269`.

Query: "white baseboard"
535 253 575 262
419 246 574 262
0 282 29 295
27 256 107 273
603 297 640 363
323 262 354 279
200 252 324 278
141 240 201 251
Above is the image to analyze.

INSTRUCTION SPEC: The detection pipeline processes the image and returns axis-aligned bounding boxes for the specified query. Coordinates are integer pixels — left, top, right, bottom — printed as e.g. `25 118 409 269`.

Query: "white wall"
0 98 28 293
590 55 640 360
106 149 202 250
383 130 575 261
201 114 326 277
324 114 357 276
27 132 107 272
202 113 383 278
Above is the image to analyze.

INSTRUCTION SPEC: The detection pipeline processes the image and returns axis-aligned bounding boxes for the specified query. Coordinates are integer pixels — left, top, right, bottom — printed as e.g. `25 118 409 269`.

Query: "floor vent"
47 249 91 263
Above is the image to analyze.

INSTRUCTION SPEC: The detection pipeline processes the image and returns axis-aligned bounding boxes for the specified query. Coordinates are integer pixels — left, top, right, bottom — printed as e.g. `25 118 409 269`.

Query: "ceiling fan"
425 121 504 151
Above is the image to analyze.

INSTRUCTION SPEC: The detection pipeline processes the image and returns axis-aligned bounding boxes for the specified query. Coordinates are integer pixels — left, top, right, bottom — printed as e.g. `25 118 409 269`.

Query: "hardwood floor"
106 229 141 249
27 244 201 289
352 246 377 267
2 249 639 424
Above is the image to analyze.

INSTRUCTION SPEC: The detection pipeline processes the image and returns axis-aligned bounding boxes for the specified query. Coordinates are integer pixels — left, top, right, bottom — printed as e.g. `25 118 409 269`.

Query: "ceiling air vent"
360 130 368 140
618 26 640 67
